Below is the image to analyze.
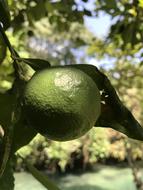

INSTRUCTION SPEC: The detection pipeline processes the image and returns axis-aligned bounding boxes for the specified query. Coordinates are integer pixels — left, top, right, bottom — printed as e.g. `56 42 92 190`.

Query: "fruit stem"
0 22 27 81
0 23 25 177
0 22 19 57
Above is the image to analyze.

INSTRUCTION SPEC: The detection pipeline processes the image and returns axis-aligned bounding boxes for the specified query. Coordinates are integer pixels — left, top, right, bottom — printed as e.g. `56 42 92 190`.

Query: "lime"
22 66 101 141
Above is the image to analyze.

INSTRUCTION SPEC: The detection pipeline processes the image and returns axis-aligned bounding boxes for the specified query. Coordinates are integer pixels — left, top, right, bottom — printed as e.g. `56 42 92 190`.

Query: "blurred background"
1 0 143 189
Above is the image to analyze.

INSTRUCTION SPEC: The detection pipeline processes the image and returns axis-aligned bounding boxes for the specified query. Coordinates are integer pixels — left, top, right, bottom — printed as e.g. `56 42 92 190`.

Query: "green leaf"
26 162 61 190
104 0 117 9
12 117 37 152
23 58 51 71
84 9 92 16
0 0 10 30
0 92 16 178
11 12 25 33
70 64 143 141
13 57 51 71
139 0 143 8
27 1 47 22
0 92 15 129
0 33 6 64
0 160 14 190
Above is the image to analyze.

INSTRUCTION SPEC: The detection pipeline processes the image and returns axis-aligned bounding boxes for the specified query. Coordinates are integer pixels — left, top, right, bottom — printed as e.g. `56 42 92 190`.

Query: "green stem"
17 154 61 190
0 23 21 177
0 22 25 81
0 22 18 57
0 110 16 178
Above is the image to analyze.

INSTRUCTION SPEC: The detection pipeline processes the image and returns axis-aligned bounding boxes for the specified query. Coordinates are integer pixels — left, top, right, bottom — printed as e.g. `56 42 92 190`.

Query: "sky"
74 0 114 69
76 0 111 38
84 14 114 69
84 14 113 69
84 14 111 39
71 10 113 69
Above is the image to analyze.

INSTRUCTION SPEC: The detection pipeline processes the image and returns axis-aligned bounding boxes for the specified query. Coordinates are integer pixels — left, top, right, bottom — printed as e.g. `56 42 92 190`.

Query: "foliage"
16 129 111 172
95 0 143 57
1 0 143 189
15 129 143 173
17 134 81 172
0 160 14 190
0 0 10 30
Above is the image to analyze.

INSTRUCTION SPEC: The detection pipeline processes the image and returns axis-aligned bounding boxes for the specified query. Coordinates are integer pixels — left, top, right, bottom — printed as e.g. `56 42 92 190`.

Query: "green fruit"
22 66 101 141
68 64 103 90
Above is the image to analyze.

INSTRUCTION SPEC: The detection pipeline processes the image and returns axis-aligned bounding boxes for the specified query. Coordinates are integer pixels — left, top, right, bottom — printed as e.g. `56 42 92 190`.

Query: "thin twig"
0 23 22 177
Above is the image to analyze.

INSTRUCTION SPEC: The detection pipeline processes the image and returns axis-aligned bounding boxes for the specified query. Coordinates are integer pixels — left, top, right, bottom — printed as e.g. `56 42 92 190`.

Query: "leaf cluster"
15 128 143 173
1 1 143 189
95 0 143 51
8 0 92 33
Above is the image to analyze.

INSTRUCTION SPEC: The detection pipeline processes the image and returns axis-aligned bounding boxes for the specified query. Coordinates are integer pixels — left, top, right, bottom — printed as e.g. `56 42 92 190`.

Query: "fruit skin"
68 64 103 90
22 66 101 141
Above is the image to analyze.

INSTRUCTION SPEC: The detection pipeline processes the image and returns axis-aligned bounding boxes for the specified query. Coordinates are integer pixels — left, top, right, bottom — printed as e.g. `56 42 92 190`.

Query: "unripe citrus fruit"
22 66 101 141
